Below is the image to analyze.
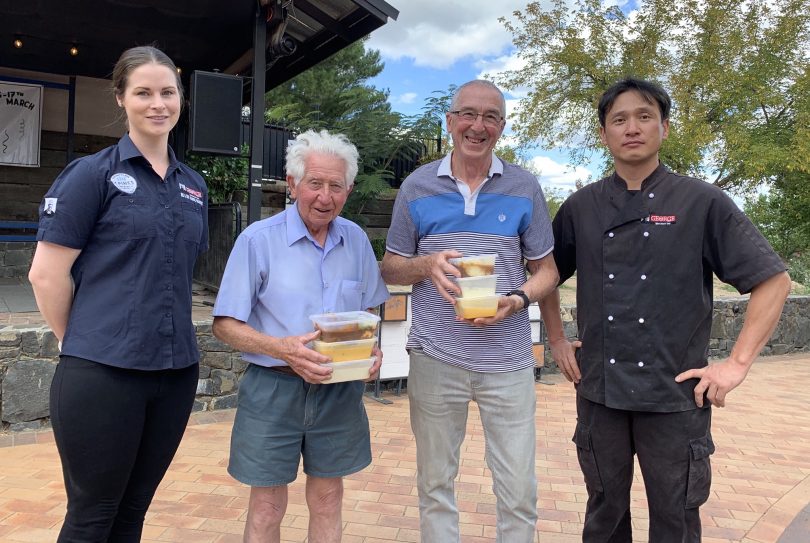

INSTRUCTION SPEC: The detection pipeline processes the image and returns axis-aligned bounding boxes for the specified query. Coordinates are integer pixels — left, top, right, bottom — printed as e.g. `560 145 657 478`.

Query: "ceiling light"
13 38 23 49
69 45 79 56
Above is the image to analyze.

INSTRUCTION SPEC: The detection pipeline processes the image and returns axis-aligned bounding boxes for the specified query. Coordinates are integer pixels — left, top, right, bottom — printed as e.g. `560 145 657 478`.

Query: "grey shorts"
227 364 372 487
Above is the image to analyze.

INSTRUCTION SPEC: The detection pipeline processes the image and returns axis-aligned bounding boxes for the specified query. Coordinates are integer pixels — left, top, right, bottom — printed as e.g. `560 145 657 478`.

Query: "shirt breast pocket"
180 201 204 243
339 279 365 310
102 197 157 241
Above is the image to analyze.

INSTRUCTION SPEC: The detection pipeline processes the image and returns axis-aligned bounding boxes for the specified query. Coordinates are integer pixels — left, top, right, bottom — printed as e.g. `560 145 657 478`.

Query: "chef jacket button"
608 273 614 279
165 204 170 209
638 361 644 367
608 232 615 238
641 274 647 280
643 232 650 237
165 313 171 318
609 358 616 364
648 192 655 198
638 317 645 323
608 315 614 321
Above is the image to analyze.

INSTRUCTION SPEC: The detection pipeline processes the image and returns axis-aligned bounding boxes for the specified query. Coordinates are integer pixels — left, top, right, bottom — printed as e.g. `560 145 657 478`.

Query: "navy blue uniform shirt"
36 134 209 370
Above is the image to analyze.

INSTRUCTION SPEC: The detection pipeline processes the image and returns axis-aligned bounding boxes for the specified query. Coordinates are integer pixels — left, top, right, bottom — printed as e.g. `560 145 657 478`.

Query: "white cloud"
395 92 418 104
367 1 530 69
475 52 528 83
530 155 593 192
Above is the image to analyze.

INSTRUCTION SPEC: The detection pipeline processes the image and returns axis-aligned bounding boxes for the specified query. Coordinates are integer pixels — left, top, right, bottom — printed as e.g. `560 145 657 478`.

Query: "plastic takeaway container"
454 295 500 319
448 253 497 277
310 311 381 342
322 357 375 383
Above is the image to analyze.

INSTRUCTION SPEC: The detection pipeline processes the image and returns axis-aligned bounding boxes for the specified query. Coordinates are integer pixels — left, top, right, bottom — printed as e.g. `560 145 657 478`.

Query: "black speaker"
189 71 243 155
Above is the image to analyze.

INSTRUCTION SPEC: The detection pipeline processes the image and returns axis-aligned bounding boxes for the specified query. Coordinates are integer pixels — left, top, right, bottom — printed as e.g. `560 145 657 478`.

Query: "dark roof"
0 0 398 90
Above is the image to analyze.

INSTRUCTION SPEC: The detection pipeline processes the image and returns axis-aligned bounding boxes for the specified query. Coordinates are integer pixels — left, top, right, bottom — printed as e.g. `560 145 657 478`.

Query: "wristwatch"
505 289 531 310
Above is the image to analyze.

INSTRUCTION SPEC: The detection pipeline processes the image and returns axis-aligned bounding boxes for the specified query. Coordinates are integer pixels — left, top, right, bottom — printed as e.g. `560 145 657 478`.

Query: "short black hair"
598 78 671 127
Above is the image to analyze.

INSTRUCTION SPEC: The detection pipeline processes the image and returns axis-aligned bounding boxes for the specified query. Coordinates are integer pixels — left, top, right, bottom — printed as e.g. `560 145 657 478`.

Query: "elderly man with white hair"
212 130 389 543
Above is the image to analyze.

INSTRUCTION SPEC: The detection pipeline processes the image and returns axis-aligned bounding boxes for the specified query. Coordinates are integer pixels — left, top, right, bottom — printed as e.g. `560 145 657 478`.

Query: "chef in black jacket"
539 78 791 542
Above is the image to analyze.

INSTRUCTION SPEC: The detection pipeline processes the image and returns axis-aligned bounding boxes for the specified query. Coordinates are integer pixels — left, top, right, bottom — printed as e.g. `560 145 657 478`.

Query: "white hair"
285 129 359 188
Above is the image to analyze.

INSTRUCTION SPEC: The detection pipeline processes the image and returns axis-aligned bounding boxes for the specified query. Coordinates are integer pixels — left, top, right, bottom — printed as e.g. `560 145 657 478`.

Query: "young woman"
29 45 208 542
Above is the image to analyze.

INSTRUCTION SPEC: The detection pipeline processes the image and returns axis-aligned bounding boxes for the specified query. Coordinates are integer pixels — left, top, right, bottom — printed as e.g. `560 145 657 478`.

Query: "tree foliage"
263 40 440 225
185 146 248 203
745 176 810 284
543 187 570 220
498 0 810 192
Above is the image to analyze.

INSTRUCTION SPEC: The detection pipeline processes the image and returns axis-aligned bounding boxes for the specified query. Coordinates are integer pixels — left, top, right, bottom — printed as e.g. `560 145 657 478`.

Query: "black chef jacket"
553 164 786 412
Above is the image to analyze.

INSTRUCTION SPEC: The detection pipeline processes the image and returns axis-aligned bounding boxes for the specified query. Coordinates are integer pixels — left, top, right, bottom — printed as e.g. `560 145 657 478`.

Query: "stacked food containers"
309 311 381 383
448 253 500 319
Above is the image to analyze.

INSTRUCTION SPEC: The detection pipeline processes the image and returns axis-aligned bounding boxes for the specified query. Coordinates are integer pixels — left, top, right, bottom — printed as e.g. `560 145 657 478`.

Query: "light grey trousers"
408 349 538 543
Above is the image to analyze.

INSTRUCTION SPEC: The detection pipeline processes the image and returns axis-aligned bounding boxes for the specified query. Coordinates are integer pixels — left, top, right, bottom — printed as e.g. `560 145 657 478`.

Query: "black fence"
237 120 439 188
386 136 442 188
240 122 295 181
193 202 242 291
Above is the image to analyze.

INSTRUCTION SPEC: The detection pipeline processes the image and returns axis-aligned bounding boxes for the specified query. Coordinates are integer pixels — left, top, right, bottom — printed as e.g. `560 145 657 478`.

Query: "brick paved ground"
0 353 809 542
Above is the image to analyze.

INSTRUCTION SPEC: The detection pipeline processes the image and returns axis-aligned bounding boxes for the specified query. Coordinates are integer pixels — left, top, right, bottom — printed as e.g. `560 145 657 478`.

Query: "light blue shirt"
213 203 390 367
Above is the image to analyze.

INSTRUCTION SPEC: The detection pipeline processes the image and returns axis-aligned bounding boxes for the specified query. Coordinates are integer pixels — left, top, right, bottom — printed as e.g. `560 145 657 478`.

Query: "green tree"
185 147 248 204
745 176 810 284
498 0 810 191
543 187 569 220
264 40 438 226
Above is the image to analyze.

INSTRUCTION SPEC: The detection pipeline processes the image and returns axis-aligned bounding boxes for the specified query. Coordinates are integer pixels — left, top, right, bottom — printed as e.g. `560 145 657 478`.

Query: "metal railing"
193 202 242 291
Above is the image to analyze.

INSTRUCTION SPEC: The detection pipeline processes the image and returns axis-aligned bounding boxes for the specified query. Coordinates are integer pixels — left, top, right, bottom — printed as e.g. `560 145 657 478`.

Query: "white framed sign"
0 81 43 167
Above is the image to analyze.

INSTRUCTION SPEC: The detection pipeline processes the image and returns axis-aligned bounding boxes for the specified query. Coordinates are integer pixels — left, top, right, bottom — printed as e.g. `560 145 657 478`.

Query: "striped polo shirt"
386 153 554 372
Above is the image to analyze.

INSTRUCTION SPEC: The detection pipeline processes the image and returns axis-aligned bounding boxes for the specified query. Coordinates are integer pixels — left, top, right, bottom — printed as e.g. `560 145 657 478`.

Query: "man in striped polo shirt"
381 79 559 543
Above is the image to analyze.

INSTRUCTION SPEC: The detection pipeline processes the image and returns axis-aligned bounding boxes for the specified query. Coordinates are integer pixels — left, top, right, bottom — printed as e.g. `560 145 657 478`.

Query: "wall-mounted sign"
0 81 43 167
382 293 408 322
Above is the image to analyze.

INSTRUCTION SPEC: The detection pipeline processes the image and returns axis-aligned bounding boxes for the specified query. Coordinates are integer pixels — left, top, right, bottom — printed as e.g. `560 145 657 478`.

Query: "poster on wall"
0 81 43 167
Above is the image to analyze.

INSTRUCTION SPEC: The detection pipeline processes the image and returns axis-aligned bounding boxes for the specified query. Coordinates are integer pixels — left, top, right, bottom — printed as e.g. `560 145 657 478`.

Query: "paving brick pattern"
0 353 808 542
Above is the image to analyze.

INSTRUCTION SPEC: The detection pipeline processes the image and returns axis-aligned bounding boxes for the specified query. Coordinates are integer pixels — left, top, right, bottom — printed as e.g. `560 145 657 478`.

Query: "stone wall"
540 296 810 368
711 297 810 358
0 242 35 279
0 296 808 432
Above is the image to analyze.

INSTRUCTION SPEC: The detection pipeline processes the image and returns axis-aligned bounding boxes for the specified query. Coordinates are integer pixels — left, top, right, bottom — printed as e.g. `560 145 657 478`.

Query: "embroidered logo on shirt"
110 173 137 194
643 214 677 225
179 182 204 205
44 197 58 215
498 213 506 222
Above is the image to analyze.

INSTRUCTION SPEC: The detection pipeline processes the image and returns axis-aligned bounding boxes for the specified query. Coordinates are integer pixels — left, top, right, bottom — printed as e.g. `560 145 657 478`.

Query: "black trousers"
50 356 198 543
573 395 714 543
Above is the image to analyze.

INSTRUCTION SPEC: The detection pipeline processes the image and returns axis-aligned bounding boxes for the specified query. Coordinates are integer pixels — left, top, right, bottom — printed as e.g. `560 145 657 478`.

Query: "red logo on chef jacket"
643 214 677 225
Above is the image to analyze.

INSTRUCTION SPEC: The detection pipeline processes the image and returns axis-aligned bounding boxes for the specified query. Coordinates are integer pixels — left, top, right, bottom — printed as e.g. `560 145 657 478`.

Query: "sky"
365 0 600 194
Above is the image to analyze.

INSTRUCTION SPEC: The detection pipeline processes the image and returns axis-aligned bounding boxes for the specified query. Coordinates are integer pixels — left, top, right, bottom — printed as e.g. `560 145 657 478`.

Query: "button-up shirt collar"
285 202 345 254
438 152 504 215
117 133 180 178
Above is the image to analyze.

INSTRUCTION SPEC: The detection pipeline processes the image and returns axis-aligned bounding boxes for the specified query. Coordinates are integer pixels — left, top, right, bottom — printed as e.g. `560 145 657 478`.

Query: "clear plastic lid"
448 253 497 277
309 311 381 342
454 274 498 298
